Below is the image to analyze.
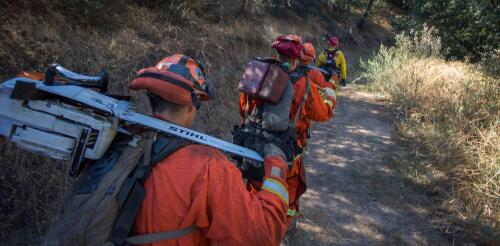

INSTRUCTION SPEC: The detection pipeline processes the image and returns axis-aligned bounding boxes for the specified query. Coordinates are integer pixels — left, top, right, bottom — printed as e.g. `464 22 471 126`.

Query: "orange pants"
248 156 307 227
285 156 307 225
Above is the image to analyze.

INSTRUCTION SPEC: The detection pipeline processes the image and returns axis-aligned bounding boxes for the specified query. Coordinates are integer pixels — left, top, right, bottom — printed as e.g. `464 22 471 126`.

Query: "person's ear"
186 104 196 114
290 58 299 70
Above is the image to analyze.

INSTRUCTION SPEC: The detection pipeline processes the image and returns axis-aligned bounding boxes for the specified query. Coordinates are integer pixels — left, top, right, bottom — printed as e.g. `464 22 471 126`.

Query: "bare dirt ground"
285 88 454 245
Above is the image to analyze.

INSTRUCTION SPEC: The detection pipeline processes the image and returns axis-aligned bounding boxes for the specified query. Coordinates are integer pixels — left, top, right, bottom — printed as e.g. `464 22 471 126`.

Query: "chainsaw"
0 64 263 176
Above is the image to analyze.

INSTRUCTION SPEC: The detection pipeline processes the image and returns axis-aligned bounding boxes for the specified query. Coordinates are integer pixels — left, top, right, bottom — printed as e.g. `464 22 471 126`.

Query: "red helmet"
329 37 339 47
272 34 303 58
301 42 316 65
129 54 211 107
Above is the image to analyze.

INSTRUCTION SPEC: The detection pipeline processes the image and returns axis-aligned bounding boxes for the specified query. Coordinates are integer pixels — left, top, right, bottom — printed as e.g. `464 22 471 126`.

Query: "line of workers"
132 34 347 245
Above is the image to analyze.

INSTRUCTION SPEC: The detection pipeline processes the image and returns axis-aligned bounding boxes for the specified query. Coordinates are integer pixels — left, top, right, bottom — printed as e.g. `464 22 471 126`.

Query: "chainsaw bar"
3 78 264 162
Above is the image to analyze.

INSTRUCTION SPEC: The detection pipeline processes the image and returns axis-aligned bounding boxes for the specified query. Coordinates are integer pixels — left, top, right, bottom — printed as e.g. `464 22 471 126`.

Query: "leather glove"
242 143 287 182
264 143 292 169
323 87 336 100
240 158 265 182
340 79 347 87
327 78 338 91
263 143 286 160
319 87 336 108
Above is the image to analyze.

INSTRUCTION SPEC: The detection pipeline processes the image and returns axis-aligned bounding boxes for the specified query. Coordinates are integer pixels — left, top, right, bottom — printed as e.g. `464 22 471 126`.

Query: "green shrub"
362 30 500 239
393 0 500 62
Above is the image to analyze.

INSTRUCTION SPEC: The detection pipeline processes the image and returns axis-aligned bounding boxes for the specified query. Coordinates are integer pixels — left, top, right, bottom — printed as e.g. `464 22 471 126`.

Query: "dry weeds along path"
286 87 451 246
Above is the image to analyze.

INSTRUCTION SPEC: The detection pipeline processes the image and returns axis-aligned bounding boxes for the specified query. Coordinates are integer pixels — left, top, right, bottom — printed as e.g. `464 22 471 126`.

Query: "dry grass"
361 30 500 240
0 141 72 244
0 5 250 244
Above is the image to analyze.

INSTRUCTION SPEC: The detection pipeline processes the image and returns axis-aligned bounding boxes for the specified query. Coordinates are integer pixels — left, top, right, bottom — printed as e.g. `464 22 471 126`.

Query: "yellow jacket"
316 48 347 80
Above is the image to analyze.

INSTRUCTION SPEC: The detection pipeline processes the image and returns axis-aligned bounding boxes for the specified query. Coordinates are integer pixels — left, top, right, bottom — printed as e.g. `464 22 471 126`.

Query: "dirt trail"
285 88 452 245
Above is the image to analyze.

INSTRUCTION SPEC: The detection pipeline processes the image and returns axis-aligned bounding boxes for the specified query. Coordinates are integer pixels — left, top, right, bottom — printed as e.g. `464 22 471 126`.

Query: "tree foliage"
394 0 499 62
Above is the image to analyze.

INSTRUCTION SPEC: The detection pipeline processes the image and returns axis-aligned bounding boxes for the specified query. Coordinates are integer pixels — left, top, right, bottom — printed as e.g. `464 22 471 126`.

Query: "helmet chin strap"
191 91 201 110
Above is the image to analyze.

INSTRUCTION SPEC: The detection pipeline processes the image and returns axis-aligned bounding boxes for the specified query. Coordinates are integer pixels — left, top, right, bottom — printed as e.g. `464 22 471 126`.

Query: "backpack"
238 58 290 104
233 61 312 180
320 49 341 81
45 131 194 246
324 49 339 65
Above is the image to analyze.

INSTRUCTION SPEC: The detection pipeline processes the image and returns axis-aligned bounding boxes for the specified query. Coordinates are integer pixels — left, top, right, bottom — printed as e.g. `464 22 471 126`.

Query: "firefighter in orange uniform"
239 36 336 227
131 54 290 245
301 42 337 92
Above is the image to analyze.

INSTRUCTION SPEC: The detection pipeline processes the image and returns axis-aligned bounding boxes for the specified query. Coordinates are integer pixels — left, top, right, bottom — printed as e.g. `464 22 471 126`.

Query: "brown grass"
362 31 500 240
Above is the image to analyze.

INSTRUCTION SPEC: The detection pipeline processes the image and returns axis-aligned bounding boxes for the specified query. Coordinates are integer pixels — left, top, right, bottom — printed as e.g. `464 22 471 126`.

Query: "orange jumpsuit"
305 68 336 91
239 69 335 218
134 145 289 245
298 67 337 146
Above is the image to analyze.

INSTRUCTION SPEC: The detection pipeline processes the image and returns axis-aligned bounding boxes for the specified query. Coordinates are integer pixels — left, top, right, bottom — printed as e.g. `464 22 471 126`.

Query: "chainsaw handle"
44 63 109 92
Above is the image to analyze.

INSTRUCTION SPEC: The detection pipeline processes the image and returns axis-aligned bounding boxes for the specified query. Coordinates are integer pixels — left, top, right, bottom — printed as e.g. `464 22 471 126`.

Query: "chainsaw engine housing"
0 80 118 174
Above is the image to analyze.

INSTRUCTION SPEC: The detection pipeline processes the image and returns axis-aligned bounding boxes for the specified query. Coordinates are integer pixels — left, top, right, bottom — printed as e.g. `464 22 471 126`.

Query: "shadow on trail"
285 92 452 245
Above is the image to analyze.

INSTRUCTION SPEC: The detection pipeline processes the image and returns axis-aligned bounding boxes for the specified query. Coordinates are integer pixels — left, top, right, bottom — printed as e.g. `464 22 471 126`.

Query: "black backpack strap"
107 134 192 246
292 76 311 128
150 135 192 165
324 48 338 56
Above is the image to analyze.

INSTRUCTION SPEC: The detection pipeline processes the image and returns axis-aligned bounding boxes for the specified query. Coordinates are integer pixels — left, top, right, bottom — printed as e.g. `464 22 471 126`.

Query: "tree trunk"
358 0 375 29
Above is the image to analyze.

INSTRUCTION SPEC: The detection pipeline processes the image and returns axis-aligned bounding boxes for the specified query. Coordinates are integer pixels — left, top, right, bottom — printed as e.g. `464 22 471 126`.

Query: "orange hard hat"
272 34 303 58
301 42 316 64
129 54 212 108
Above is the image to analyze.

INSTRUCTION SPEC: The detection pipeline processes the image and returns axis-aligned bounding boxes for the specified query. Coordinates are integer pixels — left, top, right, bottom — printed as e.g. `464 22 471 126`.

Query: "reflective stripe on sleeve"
262 178 289 204
324 99 334 108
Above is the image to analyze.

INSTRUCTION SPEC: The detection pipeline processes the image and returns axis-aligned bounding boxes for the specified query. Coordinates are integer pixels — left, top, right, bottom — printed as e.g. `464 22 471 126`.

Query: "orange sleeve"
307 70 329 90
305 81 334 122
203 156 288 245
308 70 335 90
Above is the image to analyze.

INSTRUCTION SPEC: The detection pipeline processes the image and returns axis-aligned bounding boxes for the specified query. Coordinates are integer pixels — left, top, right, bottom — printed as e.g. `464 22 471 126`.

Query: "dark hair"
148 93 186 114
276 51 293 63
